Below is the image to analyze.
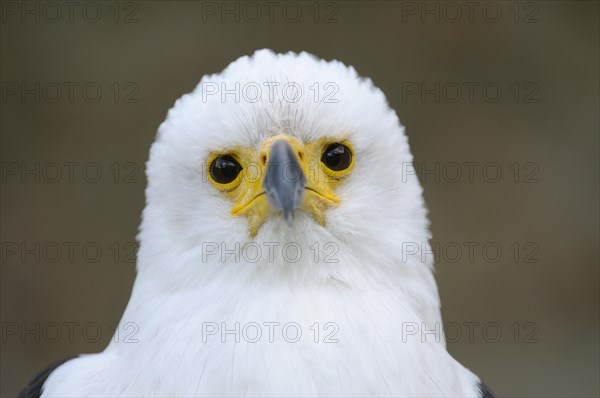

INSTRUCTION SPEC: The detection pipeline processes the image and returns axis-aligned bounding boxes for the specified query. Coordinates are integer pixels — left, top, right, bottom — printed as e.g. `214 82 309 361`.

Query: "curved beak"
262 139 306 225
230 134 342 237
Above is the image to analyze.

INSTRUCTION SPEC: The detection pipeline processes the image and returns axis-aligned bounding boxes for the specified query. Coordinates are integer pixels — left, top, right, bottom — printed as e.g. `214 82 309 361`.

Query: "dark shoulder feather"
18 356 78 398
478 381 496 398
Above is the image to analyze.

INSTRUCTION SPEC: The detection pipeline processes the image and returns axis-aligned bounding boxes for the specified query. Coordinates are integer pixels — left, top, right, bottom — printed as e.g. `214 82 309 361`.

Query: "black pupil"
211 155 242 184
322 144 352 171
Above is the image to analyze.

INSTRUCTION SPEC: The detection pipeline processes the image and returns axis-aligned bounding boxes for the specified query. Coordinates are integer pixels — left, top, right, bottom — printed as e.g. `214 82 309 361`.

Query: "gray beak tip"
284 209 295 227
262 139 306 225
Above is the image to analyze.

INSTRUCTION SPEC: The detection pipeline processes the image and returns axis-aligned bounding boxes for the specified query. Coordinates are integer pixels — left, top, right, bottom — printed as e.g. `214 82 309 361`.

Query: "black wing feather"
478 381 496 398
18 356 78 398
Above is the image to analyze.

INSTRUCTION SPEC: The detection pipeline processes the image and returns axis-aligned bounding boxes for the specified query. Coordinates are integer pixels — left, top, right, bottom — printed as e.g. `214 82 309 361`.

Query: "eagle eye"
210 155 242 184
321 143 352 172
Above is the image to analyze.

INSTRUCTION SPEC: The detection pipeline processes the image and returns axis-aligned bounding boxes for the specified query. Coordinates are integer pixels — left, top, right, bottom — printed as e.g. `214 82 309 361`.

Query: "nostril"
261 154 267 165
298 151 304 161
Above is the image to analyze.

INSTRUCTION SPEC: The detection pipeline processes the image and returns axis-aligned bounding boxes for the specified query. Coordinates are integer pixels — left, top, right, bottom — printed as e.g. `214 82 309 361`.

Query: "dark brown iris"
210 155 242 184
321 143 352 171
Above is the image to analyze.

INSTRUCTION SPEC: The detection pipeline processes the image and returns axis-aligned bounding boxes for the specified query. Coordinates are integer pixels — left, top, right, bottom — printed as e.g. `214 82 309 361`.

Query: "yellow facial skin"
206 134 355 237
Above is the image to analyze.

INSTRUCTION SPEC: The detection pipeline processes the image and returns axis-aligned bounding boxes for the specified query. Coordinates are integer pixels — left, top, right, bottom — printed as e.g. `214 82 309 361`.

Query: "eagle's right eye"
210 155 242 184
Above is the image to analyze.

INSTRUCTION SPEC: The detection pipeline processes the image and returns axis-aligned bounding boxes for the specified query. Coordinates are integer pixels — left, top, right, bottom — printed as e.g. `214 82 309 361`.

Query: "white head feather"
43 49 482 397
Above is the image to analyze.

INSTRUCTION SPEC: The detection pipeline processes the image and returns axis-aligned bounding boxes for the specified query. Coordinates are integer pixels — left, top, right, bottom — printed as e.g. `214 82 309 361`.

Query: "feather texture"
42 49 488 397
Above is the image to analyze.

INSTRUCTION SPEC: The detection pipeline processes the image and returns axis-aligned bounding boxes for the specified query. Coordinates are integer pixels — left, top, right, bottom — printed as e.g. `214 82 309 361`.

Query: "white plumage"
42 49 486 397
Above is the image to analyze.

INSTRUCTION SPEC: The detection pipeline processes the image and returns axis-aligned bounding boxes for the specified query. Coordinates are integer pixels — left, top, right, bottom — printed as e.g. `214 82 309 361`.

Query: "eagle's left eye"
210 155 242 184
321 143 352 172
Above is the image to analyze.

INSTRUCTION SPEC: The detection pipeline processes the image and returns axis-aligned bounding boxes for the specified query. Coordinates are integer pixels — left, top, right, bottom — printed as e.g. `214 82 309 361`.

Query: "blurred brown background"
1 1 598 397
